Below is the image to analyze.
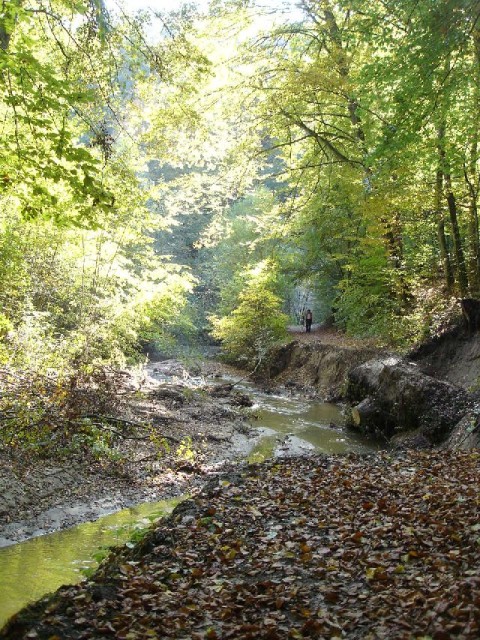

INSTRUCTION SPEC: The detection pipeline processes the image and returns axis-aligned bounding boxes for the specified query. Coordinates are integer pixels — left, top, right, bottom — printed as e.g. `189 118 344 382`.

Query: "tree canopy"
1 0 480 445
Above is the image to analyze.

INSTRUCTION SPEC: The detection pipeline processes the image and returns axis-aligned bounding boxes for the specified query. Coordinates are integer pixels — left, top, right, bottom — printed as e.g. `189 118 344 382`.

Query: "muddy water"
0 497 182 627
0 374 380 629
221 379 381 462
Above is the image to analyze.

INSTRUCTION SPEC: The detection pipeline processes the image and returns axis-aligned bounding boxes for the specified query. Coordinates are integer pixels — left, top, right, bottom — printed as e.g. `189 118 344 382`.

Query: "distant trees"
210 260 288 366
0 0 208 372
215 0 480 344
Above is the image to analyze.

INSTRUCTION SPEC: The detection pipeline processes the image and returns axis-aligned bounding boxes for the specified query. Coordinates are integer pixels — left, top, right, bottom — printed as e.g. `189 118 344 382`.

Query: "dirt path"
287 325 380 349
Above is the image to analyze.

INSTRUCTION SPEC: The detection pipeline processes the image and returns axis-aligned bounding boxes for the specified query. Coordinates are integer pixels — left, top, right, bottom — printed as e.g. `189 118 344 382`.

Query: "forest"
1 1 480 638
2 0 480 453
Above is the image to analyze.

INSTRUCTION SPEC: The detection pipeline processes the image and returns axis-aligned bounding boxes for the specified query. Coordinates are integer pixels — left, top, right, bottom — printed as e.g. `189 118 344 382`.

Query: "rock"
174 461 202 474
209 384 233 397
151 385 186 405
230 392 253 407
391 432 433 450
275 435 315 457
442 411 480 450
346 358 472 444
149 360 189 378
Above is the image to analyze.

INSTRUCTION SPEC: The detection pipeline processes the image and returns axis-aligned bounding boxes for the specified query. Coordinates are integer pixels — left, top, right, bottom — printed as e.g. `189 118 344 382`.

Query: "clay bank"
264 329 480 450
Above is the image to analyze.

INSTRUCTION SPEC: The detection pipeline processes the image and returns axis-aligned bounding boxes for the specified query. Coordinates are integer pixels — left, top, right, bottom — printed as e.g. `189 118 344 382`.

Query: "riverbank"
2 329 480 637
2 323 479 548
2 354 357 548
0 360 260 547
3 449 479 639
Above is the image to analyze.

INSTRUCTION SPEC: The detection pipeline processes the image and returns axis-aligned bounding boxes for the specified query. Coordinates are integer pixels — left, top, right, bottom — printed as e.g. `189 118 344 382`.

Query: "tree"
210 260 288 365
224 0 480 341
0 0 117 223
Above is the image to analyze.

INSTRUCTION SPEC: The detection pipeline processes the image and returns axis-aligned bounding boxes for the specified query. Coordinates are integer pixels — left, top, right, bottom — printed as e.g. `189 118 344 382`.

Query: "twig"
81 414 153 429
228 358 264 388
78 414 178 443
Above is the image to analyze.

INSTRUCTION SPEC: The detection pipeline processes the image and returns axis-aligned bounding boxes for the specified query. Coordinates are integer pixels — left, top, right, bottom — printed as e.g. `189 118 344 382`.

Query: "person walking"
305 309 313 333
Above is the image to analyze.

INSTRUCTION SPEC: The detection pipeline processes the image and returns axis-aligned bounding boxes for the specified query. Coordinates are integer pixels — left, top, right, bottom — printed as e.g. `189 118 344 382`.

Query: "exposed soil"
266 329 383 401
285 321 480 401
287 323 480 393
409 325 480 390
276 325 480 448
0 360 263 547
2 328 480 637
2 324 479 549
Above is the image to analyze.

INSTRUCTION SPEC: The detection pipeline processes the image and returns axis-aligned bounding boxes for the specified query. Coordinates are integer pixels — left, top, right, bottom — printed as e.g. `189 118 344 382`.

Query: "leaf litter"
1 450 479 639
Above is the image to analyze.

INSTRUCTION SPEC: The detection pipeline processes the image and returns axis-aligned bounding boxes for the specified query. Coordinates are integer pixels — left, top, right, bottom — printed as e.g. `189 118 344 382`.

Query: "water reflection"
0 497 181 627
227 379 380 458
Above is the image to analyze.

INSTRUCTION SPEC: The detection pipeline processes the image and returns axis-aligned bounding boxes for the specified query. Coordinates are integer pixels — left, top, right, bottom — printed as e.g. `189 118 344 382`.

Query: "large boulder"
346 357 472 444
442 411 480 450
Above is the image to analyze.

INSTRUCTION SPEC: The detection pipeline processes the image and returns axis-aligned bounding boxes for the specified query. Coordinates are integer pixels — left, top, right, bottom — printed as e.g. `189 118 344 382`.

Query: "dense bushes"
210 262 288 366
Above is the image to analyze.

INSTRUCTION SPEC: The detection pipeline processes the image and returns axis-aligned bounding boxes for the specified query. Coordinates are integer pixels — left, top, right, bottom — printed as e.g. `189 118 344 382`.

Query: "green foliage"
0 2 205 454
4 0 480 460
0 0 116 224
210 260 288 365
176 436 196 462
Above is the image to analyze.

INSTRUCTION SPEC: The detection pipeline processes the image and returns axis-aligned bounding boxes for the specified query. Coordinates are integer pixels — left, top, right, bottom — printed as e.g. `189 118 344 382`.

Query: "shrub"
211 262 288 366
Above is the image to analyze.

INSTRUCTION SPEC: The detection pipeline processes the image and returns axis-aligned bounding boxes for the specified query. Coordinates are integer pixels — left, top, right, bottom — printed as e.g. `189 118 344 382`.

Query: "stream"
0 374 381 628
234 379 380 461
0 498 182 626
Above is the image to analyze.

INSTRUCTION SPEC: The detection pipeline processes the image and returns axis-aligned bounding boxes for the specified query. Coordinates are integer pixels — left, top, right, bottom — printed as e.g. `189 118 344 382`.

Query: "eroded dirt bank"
264 327 480 449
273 324 480 396
3 325 480 548
2 450 479 640
265 338 381 400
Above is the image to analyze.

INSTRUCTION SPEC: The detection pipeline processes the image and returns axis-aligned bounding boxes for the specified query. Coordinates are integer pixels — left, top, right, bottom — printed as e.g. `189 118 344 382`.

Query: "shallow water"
0 497 181 627
0 372 381 628
221 378 381 462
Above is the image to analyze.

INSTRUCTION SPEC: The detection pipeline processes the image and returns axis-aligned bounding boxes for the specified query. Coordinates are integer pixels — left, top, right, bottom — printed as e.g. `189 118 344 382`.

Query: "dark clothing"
305 311 312 333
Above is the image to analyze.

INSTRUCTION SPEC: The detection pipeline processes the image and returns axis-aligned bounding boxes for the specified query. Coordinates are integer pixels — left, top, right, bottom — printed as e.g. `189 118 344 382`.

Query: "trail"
287 325 381 349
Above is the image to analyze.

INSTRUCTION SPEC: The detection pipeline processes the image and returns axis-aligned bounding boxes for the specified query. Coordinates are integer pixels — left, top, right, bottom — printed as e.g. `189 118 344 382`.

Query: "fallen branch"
194 434 232 443
81 414 155 430
229 358 263 388
77 414 179 443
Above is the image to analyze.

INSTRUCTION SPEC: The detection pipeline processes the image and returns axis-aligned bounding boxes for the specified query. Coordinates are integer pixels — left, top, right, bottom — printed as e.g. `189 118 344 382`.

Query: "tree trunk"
444 172 468 296
0 0 23 51
434 140 454 291
382 210 410 304
466 186 480 295
465 25 480 295
350 397 381 429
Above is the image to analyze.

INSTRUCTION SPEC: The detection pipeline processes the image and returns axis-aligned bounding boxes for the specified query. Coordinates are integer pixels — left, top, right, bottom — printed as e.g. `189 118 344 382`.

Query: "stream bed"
0 375 381 628
241 383 381 461
0 497 182 627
